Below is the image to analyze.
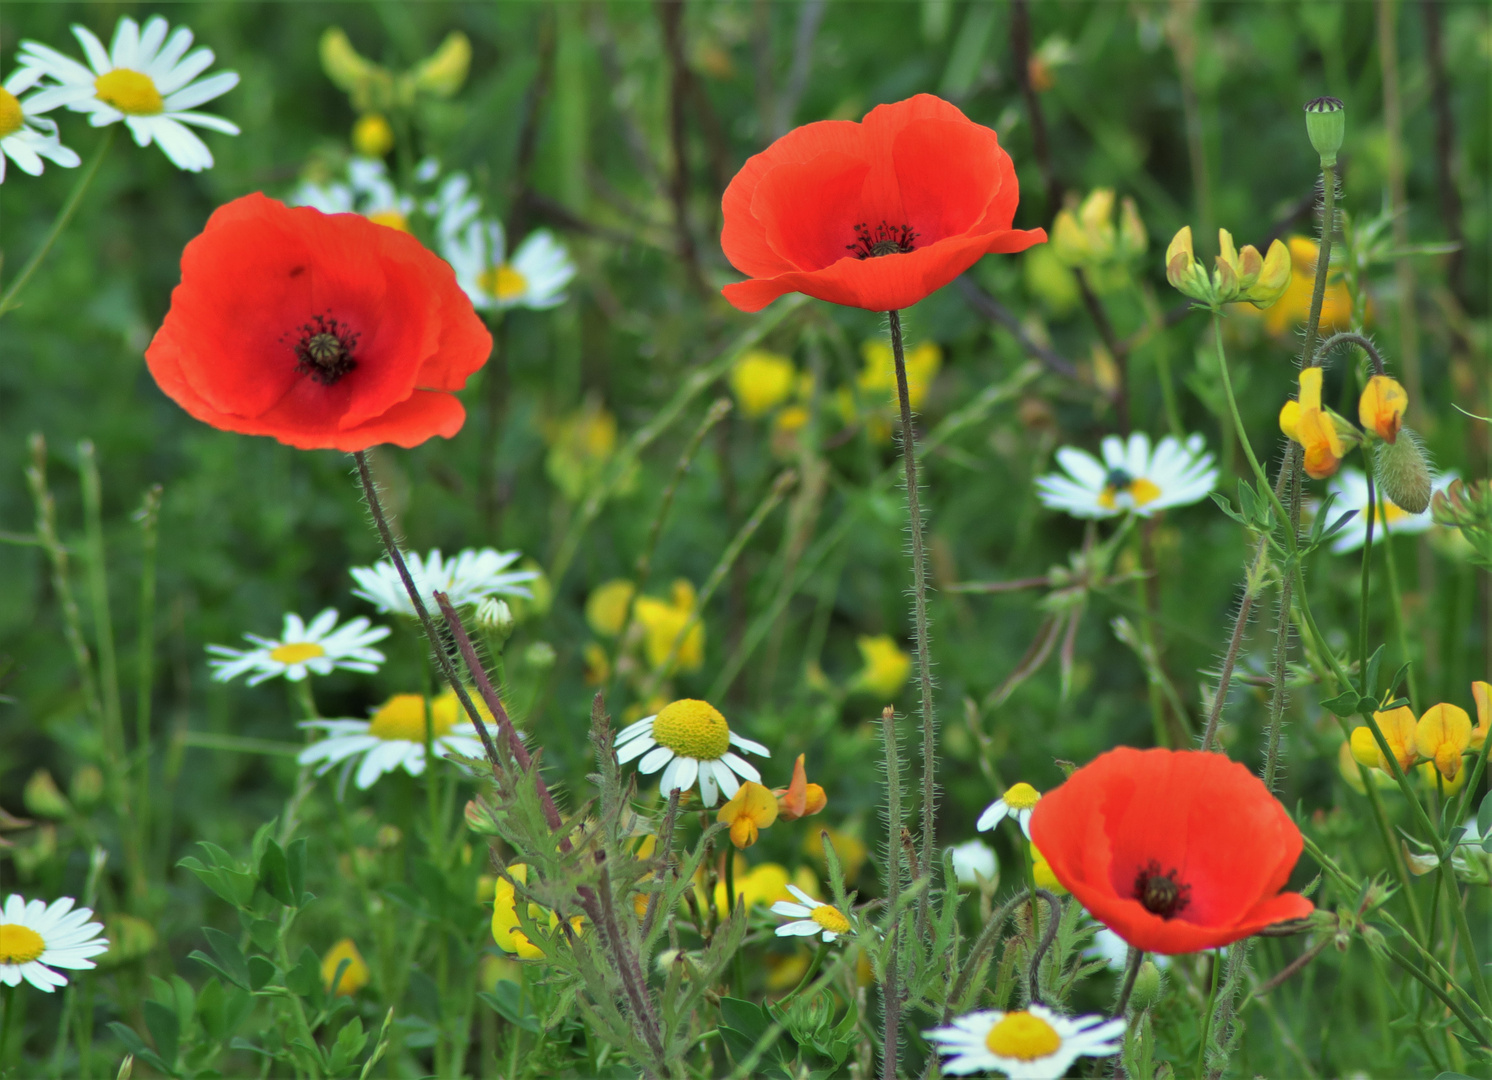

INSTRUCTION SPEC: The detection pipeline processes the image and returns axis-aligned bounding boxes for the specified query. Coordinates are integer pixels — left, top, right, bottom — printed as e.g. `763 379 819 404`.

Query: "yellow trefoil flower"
351 113 395 157
773 754 827 821
492 864 582 960
1359 375 1408 444
1165 226 1290 309
1280 367 1357 480
853 634 911 700
1349 705 1419 773
545 401 619 501
585 579 636 638
321 938 370 996
1030 844 1067 896
1259 237 1355 339
717 781 779 849
1415 703 1472 782
730 350 797 419
856 339 942 413
633 580 705 671
1051 188 1147 269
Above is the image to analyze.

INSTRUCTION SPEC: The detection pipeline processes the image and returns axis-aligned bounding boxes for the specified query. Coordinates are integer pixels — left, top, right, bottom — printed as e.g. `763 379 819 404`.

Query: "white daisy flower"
976 782 1041 839
206 609 390 686
949 839 998 888
18 15 240 173
771 884 851 943
614 699 769 808
925 1005 1125 1079
427 170 482 244
443 216 576 311
0 68 81 183
1036 432 1218 519
1321 467 1453 554
350 547 537 618
298 691 490 790
0 895 109 993
291 157 416 232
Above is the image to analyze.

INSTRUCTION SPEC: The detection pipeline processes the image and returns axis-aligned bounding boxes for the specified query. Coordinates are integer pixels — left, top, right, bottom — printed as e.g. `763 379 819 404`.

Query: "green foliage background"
0 2 1487 1077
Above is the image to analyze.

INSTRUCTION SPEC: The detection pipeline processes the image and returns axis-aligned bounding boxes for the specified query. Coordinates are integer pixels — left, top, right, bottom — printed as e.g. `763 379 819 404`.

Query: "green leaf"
326 1017 368 1078
1364 645 1387 698
143 999 180 1068
287 837 309 905
1477 791 1492 843
189 950 248 992
201 928 251 990
247 955 278 992
1209 492 1247 526
197 977 227 1042
1320 691 1364 718
105 1023 173 1077
258 839 294 907
284 946 322 999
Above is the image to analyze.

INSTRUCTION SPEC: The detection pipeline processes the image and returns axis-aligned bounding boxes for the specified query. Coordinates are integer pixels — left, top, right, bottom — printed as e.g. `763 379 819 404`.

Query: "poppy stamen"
1133 860 1190 920
848 221 917 260
292 314 360 386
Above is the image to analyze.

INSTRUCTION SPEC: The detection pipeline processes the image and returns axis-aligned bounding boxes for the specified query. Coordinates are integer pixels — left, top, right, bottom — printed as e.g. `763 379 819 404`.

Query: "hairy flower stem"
888 309 938 943
942 893 1025 1022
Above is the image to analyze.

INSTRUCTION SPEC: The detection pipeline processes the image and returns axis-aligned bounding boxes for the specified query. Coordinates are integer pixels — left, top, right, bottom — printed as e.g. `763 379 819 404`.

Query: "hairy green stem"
888 309 938 945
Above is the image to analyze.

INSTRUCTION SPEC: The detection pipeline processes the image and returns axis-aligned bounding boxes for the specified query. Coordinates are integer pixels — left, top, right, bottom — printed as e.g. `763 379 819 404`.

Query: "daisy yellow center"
1003 782 1040 811
650 699 730 761
478 264 528 302
367 210 410 232
0 90 23 138
1098 468 1161 510
270 642 326 665
810 905 849 934
0 923 45 965
985 1011 1062 1061
94 68 164 115
368 693 456 742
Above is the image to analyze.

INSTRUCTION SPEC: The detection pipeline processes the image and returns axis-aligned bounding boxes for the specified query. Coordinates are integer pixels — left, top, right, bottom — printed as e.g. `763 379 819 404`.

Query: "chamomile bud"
477 597 515 640
1374 429 1433 515
1303 97 1346 167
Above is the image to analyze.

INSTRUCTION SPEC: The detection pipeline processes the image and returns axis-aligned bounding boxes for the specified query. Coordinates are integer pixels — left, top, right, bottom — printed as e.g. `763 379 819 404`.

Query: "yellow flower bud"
351 113 395 158
1349 726 1382 769
320 28 392 112
1415 703 1472 781
1165 226 1198 293
1243 239 1292 308
321 938 371 995
408 32 471 97
1119 197 1147 257
1359 375 1408 443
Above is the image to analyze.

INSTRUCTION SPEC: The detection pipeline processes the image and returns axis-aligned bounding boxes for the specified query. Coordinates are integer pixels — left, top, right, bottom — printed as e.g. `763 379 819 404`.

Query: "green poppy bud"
1304 97 1346 167
1375 428 1432 515
1130 960 1164 1010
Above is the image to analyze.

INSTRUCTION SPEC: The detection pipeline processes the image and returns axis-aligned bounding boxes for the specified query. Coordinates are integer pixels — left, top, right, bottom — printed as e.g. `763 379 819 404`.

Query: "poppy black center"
1133 860 1190 920
291 314 359 386
848 221 917 260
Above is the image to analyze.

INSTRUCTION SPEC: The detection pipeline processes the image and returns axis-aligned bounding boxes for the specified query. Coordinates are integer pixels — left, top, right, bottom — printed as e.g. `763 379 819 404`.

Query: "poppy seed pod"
1304 97 1346 167
1374 430 1433 514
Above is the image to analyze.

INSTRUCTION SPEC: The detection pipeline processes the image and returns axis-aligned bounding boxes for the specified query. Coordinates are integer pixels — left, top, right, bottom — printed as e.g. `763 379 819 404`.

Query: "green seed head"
1304 97 1345 167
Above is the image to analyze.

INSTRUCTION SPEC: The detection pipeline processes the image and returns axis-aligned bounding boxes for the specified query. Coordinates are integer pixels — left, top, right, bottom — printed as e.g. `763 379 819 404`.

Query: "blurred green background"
0 1 1487 1072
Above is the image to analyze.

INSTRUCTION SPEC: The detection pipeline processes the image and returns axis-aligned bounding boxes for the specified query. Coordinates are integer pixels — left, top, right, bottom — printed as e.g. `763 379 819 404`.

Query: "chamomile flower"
949 839 998 888
443 216 576 311
1036 432 1218 519
925 1005 1124 1079
614 699 769 807
298 691 490 790
0 895 109 993
772 885 851 943
350 547 537 618
1322 467 1451 553
426 170 482 243
206 609 389 685
976 782 1041 838
291 157 415 231
18 15 239 172
0 69 81 182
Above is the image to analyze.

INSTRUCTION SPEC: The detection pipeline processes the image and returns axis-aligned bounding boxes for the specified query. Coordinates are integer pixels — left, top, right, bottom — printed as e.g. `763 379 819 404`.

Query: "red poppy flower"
1029 747 1313 954
145 193 491 452
720 93 1046 313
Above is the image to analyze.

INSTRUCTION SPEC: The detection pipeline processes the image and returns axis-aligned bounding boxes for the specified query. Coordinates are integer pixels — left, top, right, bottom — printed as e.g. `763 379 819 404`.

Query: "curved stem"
0 129 115 319
1314 331 1387 376
1113 947 1144 1018
1026 889 1062 1006
888 309 938 944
